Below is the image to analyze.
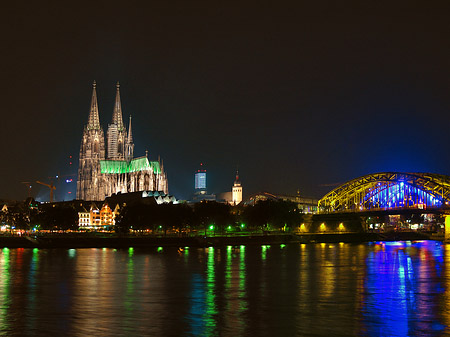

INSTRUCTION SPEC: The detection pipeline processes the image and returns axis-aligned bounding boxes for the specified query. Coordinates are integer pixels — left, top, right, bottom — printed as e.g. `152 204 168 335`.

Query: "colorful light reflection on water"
363 241 446 336
0 242 448 336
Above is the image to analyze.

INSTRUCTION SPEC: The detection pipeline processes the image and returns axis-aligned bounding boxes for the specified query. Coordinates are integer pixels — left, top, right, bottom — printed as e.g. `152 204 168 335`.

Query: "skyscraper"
77 82 168 201
195 163 207 191
192 163 215 202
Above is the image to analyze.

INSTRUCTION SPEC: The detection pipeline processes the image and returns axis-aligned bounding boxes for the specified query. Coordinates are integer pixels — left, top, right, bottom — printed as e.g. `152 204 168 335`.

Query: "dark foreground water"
0 241 448 336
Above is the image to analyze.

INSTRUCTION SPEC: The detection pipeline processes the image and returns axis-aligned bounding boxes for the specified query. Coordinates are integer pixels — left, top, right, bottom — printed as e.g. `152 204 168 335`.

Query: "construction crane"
21 182 33 198
36 181 56 203
51 173 77 200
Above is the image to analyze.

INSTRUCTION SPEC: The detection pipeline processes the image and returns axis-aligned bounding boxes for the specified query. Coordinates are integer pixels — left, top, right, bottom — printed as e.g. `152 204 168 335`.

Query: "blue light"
362 182 442 210
364 241 445 335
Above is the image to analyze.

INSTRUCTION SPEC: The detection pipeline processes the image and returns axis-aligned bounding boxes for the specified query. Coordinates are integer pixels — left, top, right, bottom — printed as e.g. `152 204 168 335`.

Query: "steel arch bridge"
318 172 450 213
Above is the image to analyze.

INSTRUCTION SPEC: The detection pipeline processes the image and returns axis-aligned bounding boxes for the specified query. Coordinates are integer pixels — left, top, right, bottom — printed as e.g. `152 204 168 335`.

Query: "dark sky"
1 1 450 201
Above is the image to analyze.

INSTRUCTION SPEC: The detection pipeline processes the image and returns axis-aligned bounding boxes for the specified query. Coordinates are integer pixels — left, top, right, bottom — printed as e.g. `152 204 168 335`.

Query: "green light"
0 247 11 332
68 249 76 258
206 246 217 329
262 245 267 260
280 244 286 249
240 224 245 228
226 245 232 289
209 225 214 230
100 157 161 174
239 245 246 300
125 246 134 316
157 247 163 252
30 247 39 321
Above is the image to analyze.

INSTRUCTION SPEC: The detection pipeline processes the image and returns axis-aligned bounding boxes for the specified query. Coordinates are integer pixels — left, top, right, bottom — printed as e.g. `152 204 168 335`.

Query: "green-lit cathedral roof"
100 157 161 174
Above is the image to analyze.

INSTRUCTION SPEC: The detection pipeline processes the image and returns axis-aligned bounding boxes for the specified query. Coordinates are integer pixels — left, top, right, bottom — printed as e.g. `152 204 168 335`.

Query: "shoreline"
0 231 439 249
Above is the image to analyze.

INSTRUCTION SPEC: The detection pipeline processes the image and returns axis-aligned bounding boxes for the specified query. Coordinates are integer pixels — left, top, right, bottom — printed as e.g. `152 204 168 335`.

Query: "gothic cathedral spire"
125 115 134 161
112 81 124 131
107 81 126 159
127 115 133 143
87 81 101 130
77 81 106 201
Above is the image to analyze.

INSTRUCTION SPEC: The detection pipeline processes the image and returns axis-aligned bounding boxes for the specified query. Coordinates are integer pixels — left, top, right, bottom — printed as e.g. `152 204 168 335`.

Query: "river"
0 241 447 336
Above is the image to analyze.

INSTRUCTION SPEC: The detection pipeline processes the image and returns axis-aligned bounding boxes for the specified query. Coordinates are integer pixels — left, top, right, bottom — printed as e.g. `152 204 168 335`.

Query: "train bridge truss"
318 172 450 213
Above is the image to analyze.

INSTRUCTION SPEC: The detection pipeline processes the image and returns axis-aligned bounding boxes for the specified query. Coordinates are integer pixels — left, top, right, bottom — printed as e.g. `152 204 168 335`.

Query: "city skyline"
1 2 450 201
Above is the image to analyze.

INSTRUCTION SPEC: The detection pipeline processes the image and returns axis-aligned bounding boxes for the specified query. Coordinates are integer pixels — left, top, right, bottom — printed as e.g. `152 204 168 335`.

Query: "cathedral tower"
125 115 134 162
76 81 106 201
107 82 127 160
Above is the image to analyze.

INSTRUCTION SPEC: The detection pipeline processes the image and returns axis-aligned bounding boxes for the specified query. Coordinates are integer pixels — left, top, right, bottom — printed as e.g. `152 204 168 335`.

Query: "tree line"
1 199 304 234
116 199 303 234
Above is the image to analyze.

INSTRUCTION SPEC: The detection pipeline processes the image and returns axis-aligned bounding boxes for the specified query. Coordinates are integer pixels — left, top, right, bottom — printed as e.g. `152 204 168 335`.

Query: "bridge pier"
445 215 450 242
310 213 365 233
312 209 448 236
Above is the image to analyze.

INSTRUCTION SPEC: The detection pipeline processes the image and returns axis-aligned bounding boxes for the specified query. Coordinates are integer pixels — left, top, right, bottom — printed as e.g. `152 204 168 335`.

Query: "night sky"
1 2 450 201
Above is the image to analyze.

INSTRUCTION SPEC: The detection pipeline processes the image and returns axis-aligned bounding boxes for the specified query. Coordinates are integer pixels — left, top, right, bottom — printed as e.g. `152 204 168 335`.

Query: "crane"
36 181 56 203
21 182 33 198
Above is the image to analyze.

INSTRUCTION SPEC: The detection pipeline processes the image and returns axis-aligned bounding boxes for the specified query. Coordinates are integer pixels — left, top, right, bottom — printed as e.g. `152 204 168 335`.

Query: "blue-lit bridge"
318 172 450 214
304 172 450 237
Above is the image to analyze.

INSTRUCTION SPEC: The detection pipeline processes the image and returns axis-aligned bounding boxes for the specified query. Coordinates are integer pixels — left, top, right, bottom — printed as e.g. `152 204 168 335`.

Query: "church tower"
232 170 242 205
77 81 106 201
125 115 134 162
107 82 127 160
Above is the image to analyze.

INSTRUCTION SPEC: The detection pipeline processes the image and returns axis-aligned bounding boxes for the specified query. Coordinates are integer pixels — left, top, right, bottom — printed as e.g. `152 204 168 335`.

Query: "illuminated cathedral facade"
77 82 168 201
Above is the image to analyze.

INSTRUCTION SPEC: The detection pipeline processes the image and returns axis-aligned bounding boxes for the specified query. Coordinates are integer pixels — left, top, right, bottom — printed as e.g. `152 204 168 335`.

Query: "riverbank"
0 231 438 248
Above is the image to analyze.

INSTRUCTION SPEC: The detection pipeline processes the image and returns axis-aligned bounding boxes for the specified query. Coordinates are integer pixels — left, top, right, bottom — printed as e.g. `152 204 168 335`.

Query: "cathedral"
77 81 168 201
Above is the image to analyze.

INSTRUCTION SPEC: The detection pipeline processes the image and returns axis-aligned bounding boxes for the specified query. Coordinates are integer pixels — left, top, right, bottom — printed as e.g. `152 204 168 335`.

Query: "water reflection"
0 242 446 336
0 248 10 334
187 247 218 336
187 246 248 336
25 248 39 333
363 241 446 336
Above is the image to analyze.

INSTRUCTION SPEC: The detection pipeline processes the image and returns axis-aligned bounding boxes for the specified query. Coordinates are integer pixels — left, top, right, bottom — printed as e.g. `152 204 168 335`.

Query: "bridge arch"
318 172 450 213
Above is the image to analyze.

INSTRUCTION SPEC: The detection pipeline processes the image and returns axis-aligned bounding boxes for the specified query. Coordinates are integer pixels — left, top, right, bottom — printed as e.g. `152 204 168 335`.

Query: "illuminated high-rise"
192 163 215 202
195 163 207 191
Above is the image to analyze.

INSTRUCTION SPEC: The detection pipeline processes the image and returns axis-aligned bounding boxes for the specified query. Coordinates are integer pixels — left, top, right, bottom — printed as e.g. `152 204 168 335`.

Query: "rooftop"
100 157 161 174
